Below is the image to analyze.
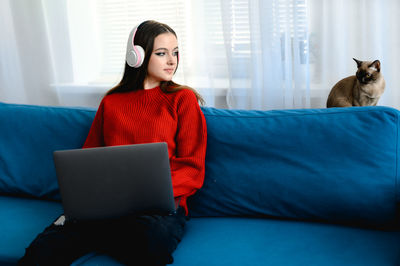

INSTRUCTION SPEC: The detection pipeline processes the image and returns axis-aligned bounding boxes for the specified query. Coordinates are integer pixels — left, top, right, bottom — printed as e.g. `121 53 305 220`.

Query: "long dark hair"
106 20 204 105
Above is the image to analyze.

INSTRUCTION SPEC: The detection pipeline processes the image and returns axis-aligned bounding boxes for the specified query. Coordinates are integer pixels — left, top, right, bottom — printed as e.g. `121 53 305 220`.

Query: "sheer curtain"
221 0 310 110
0 0 56 105
1 0 400 110
308 0 400 109
0 0 73 106
178 0 309 110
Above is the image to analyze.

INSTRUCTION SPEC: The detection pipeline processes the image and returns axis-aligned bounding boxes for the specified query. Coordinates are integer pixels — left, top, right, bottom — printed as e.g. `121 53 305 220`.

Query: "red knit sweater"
83 86 207 214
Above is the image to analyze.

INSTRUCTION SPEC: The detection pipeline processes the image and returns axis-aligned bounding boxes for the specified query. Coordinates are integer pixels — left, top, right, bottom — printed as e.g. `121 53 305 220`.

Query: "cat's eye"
366 73 371 78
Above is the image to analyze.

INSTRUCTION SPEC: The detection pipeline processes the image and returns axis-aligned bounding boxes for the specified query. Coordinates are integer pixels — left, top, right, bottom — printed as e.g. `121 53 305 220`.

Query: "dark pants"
18 207 187 266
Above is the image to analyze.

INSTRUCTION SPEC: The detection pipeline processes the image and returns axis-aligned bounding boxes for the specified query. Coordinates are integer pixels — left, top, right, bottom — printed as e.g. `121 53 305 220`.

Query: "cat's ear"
369 60 381 72
353 58 362 68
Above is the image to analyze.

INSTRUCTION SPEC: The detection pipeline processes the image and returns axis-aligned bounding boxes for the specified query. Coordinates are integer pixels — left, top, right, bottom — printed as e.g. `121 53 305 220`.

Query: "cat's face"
353 58 381 84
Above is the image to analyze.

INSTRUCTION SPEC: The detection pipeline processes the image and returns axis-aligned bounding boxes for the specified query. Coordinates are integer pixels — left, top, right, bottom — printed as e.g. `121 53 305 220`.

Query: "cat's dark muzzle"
356 74 370 84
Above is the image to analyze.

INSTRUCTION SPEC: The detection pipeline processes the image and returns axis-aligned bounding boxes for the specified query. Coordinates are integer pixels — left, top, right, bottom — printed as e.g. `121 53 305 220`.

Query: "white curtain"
175 0 309 110
308 0 400 109
0 0 64 105
220 0 309 109
1 0 400 110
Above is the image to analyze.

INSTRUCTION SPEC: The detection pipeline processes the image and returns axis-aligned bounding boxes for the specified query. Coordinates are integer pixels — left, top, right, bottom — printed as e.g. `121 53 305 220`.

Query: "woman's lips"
164 69 174 74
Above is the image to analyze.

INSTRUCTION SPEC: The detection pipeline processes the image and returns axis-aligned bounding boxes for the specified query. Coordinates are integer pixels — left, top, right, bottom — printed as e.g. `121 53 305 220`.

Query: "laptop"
53 142 176 221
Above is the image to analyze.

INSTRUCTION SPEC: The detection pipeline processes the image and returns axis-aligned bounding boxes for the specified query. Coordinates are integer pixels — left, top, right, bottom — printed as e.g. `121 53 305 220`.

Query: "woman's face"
145 32 178 89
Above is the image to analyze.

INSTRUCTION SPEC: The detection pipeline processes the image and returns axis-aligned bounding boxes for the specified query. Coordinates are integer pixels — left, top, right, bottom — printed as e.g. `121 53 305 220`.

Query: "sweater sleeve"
170 90 207 212
82 99 105 148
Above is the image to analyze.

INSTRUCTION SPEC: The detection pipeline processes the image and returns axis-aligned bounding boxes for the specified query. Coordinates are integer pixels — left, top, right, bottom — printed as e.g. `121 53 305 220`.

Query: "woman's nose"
167 54 176 65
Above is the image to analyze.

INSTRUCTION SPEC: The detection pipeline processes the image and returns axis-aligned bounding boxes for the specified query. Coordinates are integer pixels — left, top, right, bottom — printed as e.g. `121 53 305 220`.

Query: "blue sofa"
1 101 400 265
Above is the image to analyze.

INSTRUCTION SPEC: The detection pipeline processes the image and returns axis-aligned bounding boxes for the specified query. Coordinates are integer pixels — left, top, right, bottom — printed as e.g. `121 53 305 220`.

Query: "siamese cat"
326 58 385 108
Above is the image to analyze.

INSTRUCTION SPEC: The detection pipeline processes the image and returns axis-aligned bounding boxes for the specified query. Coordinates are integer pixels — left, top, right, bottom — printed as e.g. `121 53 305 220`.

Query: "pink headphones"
125 22 180 68
125 24 145 68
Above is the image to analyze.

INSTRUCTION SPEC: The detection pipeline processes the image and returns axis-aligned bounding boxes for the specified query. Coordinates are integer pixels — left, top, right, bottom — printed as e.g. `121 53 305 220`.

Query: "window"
65 0 307 108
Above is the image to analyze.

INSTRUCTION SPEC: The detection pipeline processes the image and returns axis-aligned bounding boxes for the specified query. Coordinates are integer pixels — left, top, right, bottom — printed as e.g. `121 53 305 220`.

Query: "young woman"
19 20 207 266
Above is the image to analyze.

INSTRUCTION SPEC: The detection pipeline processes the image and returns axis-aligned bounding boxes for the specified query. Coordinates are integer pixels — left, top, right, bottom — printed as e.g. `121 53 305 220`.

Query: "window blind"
219 0 307 60
69 0 308 83
275 0 308 63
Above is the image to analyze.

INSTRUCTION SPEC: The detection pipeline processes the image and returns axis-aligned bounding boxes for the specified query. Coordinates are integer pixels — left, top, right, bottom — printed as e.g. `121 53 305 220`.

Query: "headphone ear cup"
126 45 145 68
134 45 145 68
126 49 137 67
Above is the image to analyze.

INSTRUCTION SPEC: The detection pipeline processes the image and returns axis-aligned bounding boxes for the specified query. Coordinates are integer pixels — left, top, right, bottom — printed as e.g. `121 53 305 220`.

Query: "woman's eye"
173 51 179 57
155 52 165 56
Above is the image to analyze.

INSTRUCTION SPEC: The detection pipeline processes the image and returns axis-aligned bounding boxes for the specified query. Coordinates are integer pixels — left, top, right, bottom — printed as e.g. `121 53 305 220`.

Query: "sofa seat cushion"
173 217 400 266
73 217 400 266
0 196 63 264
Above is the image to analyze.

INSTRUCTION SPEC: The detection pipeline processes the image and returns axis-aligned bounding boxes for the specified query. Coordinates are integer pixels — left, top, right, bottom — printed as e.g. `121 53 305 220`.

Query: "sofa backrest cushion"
1 102 399 227
188 106 400 227
0 102 95 199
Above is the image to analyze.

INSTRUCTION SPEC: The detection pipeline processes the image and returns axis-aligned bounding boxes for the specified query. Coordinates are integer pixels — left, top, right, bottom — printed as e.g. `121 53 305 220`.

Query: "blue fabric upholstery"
172 217 400 266
0 102 95 200
0 196 63 265
73 217 400 266
0 102 399 265
189 106 400 227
